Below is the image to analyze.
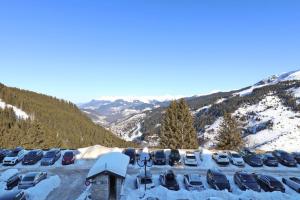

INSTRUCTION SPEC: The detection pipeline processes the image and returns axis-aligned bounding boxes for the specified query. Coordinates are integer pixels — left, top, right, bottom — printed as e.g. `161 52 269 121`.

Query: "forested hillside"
0 83 131 149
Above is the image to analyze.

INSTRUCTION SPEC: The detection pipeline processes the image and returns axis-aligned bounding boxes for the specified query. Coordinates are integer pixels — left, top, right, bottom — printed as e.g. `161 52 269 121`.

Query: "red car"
62 151 75 165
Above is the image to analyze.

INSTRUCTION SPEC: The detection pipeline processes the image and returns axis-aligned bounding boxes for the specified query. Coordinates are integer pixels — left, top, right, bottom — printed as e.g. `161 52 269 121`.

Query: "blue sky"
0 0 299 103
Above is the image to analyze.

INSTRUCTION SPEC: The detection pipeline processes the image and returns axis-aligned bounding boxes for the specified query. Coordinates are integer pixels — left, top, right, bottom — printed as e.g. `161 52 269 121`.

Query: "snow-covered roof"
87 152 129 179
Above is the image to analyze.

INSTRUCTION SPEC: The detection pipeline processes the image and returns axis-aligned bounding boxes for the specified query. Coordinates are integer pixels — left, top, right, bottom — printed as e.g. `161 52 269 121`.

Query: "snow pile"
0 99 29 120
26 175 61 200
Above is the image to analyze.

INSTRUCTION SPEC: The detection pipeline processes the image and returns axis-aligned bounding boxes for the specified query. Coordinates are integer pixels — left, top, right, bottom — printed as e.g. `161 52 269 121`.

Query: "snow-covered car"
0 190 27 200
184 152 198 166
212 152 230 165
136 170 155 190
273 150 297 167
18 172 47 189
254 174 285 193
282 177 300 193
234 172 261 192
183 174 205 191
227 151 245 167
3 147 26 166
159 170 180 191
292 152 300 164
207 169 231 192
5 173 21 190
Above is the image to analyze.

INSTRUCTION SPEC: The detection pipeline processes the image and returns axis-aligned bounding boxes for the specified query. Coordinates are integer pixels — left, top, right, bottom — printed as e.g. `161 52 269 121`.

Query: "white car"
136 170 155 190
184 174 205 191
212 152 230 165
227 151 245 167
3 147 26 166
184 152 198 166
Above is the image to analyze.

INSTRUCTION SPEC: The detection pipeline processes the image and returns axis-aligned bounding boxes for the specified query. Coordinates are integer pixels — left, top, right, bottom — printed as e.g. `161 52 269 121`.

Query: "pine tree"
215 112 244 151
160 99 198 149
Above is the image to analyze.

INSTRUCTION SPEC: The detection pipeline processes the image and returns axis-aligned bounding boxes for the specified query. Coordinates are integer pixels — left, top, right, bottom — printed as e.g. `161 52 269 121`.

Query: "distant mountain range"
80 70 300 151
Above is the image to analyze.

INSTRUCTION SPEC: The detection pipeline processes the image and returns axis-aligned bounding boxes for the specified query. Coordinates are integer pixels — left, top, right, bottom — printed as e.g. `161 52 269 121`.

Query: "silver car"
18 172 47 189
184 174 205 191
282 177 300 193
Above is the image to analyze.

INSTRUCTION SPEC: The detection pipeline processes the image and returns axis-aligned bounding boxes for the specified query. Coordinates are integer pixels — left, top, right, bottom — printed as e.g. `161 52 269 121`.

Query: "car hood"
3 157 18 162
244 182 261 192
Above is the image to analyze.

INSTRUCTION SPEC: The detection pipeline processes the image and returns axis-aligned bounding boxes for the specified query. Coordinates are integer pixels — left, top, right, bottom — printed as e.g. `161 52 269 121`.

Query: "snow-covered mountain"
80 70 300 151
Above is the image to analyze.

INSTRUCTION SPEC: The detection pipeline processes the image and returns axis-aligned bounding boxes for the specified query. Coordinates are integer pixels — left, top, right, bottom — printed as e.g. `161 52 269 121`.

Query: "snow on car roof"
87 152 130 179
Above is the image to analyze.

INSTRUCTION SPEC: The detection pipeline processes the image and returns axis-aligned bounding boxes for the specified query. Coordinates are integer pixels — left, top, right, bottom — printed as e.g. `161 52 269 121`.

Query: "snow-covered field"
0 99 29 119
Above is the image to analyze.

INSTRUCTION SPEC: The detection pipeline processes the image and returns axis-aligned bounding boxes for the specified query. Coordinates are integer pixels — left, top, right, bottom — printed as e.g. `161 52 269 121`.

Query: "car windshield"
241 174 256 183
187 155 195 159
45 152 55 158
7 151 18 157
214 175 227 183
232 153 241 158
64 152 73 157
270 180 281 188
125 150 135 156
28 151 39 156
155 152 165 158
171 150 180 157
22 176 35 182
190 181 202 186
219 155 227 158
141 178 152 184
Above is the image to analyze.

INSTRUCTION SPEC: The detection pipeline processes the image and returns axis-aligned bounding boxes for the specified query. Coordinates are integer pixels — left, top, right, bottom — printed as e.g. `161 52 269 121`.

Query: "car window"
141 178 152 184
190 181 202 186
22 176 35 182
232 153 241 158
45 151 56 158
186 155 195 159
7 151 18 157
214 175 227 183
241 174 256 183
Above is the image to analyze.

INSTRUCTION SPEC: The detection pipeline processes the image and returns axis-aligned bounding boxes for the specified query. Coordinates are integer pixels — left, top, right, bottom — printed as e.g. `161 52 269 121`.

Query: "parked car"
234 172 261 192
243 154 263 167
262 153 278 167
62 151 75 165
0 190 26 200
3 147 26 166
22 149 43 165
184 152 198 166
184 174 205 191
207 169 231 192
152 150 166 165
292 152 300 164
282 177 300 193
136 170 155 190
18 172 47 189
273 150 297 167
123 148 136 165
240 148 256 157
254 174 285 193
212 152 230 166
5 173 21 190
169 149 181 166
41 149 61 166
159 170 180 191
227 151 245 167
0 149 11 163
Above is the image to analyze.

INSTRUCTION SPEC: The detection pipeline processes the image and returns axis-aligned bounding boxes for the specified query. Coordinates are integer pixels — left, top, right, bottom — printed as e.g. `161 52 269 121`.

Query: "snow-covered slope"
0 99 29 119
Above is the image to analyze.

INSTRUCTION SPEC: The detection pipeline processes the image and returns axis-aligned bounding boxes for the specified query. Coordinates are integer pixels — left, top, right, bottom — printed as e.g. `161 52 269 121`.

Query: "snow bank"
0 169 19 192
26 175 61 200
0 99 29 120
76 145 111 160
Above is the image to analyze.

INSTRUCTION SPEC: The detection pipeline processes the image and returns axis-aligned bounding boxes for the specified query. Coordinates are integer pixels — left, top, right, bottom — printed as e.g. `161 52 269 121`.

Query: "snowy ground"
0 146 299 200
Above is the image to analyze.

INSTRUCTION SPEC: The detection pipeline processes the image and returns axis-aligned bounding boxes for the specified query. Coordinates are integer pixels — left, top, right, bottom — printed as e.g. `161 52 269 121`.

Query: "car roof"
210 169 224 176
